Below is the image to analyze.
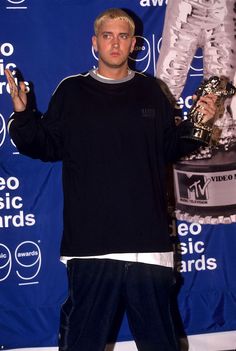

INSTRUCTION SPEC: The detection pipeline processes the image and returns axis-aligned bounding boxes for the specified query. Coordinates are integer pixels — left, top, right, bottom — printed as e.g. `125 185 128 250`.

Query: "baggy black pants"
59 258 180 351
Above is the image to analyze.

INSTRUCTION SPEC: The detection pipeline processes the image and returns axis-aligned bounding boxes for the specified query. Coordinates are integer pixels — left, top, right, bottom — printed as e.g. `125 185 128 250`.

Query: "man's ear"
130 36 136 53
92 35 98 52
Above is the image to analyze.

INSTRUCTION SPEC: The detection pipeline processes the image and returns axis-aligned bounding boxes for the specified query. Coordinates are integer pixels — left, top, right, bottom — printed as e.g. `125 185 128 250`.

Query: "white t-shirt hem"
60 252 174 268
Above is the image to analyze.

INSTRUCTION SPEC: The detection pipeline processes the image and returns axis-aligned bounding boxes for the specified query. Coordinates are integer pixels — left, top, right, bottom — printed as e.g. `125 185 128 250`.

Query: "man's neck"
97 65 130 80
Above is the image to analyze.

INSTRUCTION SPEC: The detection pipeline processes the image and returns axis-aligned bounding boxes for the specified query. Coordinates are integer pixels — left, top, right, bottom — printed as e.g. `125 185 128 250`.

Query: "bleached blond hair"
94 8 135 37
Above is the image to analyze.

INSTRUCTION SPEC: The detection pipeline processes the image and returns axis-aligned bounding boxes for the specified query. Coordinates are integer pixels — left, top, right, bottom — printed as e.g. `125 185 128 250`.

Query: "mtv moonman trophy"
182 76 236 146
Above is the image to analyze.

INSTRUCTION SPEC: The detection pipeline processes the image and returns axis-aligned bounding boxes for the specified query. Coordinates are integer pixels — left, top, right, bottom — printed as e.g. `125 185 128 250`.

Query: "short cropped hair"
94 8 135 37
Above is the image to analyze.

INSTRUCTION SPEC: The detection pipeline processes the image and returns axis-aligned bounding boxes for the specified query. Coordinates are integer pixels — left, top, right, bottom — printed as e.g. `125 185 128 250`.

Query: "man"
5 8 216 351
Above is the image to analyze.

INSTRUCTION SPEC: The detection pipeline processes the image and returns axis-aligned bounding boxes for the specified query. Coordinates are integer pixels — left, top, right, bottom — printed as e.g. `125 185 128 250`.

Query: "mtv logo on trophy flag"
176 172 210 202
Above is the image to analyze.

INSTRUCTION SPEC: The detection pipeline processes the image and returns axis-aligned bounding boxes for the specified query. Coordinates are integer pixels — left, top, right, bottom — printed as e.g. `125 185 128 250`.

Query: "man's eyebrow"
101 31 130 35
101 31 113 34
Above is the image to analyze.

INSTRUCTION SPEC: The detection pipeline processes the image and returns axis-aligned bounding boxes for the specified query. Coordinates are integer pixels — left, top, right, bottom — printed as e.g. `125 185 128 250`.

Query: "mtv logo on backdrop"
176 172 210 203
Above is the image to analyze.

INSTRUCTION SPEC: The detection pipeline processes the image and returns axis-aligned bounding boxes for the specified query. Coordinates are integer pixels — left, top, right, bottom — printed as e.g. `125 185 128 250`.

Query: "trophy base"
181 124 212 145
173 143 236 224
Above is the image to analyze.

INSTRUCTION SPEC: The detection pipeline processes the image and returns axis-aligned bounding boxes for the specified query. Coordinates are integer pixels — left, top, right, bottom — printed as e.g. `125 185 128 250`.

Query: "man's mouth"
110 51 120 56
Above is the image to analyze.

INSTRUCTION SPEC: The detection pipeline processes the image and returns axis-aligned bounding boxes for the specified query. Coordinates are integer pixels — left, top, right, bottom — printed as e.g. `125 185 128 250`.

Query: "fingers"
18 81 28 95
18 82 28 106
5 69 28 112
5 68 27 95
5 68 18 97
196 94 217 123
5 68 14 82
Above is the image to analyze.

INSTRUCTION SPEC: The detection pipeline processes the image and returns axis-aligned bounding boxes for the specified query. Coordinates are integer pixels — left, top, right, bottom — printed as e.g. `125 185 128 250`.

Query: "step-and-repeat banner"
1 0 236 350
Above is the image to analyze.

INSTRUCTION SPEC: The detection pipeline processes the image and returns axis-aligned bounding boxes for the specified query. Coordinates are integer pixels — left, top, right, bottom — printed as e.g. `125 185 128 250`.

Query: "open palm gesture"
5 69 28 112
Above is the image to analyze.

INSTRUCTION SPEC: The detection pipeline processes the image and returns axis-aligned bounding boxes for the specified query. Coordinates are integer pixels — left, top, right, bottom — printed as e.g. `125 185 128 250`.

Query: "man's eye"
103 34 112 39
120 34 129 39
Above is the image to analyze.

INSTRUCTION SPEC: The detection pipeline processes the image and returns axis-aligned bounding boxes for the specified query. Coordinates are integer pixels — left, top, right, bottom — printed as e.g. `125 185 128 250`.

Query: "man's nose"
112 36 120 47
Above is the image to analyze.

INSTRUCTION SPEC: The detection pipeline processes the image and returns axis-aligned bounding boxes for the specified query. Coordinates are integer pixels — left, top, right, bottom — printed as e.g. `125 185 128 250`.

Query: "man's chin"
107 62 127 69
101 58 127 70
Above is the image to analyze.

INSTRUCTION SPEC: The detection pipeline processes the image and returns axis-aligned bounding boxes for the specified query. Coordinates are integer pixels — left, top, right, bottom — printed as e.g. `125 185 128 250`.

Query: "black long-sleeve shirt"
9 70 200 256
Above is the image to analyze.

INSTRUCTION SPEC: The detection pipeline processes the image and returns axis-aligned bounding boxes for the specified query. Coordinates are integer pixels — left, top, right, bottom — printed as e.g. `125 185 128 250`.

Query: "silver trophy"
182 76 236 145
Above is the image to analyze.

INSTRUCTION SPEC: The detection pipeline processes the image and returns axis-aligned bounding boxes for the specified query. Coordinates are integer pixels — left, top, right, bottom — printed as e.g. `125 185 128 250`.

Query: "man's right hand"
5 69 28 112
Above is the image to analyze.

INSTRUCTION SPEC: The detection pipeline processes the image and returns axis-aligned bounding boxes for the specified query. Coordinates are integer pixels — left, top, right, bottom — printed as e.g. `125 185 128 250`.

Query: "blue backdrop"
1 0 236 349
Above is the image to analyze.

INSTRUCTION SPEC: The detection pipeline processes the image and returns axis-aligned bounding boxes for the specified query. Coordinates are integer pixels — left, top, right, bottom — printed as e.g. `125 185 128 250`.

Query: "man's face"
92 18 136 71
